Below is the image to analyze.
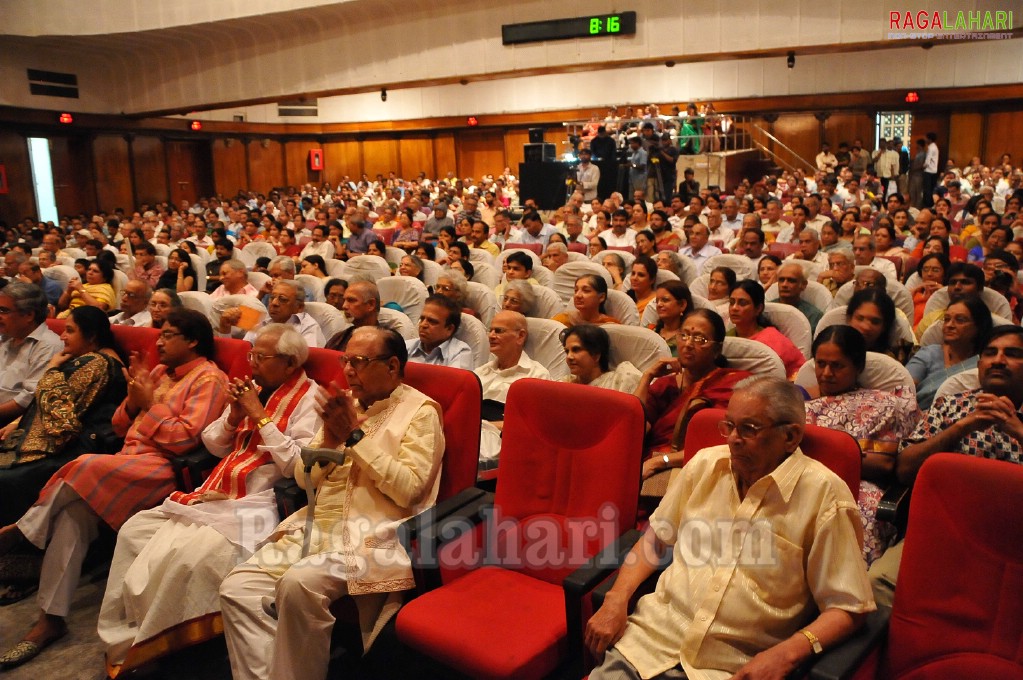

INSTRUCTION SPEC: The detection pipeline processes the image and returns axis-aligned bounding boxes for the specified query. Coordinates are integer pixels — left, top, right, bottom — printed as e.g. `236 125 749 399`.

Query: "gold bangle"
256 416 273 430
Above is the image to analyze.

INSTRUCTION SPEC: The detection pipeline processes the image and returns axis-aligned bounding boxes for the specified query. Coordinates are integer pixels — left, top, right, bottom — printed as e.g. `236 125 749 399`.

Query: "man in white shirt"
761 200 786 242
852 236 898 283
298 225 335 262
575 148 601 202
474 311 550 414
242 280 325 348
720 197 743 233
679 224 721 274
706 208 733 243
109 280 153 327
786 228 830 270
775 205 809 245
515 211 557 248
816 143 838 173
804 196 829 233
406 295 474 370
603 210 638 249
923 132 940 208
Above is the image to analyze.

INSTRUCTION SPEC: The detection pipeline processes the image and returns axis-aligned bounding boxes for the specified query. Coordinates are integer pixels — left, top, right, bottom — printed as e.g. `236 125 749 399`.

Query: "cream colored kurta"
252 383 444 596
615 445 875 680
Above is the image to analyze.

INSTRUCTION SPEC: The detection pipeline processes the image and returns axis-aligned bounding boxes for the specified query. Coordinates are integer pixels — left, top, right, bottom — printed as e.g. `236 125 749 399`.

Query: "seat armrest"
415 492 495 591
877 484 912 536
807 606 891 680
562 529 644 679
274 478 305 519
171 448 218 492
397 487 487 555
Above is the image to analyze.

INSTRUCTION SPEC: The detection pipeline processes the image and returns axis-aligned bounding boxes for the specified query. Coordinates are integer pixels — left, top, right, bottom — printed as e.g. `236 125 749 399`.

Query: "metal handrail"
750 124 816 173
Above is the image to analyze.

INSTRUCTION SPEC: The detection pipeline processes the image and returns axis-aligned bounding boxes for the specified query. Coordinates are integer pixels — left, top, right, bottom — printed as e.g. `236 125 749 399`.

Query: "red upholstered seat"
504 242 542 255
883 454 1023 679
211 336 251 379
111 325 160 368
683 408 861 499
396 379 644 680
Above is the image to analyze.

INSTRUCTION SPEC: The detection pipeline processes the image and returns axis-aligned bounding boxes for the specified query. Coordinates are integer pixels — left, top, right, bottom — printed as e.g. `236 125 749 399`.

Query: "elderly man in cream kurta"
585 376 875 680
220 327 444 680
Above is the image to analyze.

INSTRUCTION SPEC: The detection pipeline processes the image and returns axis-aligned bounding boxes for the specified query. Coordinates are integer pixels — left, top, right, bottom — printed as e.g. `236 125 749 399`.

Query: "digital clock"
502 12 637 45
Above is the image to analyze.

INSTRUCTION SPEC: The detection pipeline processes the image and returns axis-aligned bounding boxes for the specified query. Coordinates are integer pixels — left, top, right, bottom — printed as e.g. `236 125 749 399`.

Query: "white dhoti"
220 548 392 680
97 506 251 674
17 481 100 617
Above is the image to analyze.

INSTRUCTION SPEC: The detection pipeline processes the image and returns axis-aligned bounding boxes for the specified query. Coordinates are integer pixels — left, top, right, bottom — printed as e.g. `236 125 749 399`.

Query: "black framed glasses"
338 354 392 370
718 419 791 440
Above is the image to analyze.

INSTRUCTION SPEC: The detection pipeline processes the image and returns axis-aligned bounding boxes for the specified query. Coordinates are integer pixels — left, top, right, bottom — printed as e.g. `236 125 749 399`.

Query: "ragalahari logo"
888 9 1014 40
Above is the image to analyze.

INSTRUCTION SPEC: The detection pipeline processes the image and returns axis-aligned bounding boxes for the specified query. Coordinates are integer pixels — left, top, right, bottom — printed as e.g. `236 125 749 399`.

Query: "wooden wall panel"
0 130 35 226
212 138 248 198
248 139 285 192
362 138 399 178
434 133 457 179
399 136 435 180
983 111 1023 169
285 140 321 187
456 130 505 181
771 113 819 172
323 139 361 185
131 135 168 207
504 129 530 172
823 112 875 155
49 136 97 218
948 113 984 170
93 135 134 213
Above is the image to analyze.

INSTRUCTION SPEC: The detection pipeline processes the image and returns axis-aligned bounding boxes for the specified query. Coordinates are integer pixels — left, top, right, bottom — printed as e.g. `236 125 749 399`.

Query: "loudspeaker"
528 127 545 144
523 143 555 163
519 162 569 210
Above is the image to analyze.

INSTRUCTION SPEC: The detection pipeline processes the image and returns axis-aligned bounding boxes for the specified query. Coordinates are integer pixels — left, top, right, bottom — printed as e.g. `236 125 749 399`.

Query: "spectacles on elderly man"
338 354 392 371
717 419 792 440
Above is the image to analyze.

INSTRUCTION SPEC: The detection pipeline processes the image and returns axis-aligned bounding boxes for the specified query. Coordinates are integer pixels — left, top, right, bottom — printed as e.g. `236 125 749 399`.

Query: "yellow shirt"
614 445 874 680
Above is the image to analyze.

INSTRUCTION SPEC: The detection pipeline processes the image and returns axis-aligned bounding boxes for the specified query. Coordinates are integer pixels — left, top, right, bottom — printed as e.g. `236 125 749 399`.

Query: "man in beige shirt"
586 376 874 680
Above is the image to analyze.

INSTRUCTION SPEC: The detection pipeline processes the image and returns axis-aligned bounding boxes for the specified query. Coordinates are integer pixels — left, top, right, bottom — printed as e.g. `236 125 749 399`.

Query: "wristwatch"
345 428 365 448
662 453 671 469
256 416 273 430
800 629 823 655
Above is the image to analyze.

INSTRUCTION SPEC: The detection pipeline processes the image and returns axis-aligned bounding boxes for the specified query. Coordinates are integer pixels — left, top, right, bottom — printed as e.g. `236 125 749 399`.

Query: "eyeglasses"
247 351 287 363
338 354 392 370
122 291 143 299
435 284 456 293
677 332 716 346
158 330 183 341
500 295 521 304
718 419 791 439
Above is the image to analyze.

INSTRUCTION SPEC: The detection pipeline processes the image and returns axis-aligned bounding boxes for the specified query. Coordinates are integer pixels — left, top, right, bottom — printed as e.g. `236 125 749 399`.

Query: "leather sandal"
0 581 39 606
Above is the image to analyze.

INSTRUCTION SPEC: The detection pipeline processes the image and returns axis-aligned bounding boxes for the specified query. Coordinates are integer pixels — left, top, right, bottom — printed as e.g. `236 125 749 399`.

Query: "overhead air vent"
27 69 79 99
277 99 317 117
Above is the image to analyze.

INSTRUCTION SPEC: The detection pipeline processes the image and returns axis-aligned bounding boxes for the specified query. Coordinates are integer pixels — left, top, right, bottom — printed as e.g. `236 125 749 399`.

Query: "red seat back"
879 254 903 279
111 325 161 368
495 380 644 583
567 242 587 254
212 336 252 379
683 408 861 499
504 243 542 255
45 318 67 335
886 454 1023 679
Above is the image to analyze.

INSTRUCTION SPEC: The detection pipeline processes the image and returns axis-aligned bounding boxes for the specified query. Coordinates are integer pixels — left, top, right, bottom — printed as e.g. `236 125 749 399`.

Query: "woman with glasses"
804 325 921 564
635 309 751 476
147 289 182 330
0 307 127 532
910 253 949 325
500 281 535 317
905 295 992 411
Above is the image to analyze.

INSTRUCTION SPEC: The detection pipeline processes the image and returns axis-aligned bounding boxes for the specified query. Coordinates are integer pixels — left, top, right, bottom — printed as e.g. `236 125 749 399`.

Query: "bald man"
770 263 823 333
474 311 551 414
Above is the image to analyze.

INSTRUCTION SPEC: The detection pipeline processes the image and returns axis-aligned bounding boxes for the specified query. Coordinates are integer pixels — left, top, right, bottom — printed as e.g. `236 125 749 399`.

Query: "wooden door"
49 136 97 217
166 140 214 206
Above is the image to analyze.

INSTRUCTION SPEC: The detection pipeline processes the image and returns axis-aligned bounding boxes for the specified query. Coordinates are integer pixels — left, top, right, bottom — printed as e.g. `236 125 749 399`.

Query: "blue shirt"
406 336 474 370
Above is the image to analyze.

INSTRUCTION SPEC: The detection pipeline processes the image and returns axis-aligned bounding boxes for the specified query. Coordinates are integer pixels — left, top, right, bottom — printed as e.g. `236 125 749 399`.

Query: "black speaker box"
519 162 569 210
523 143 555 163
528 127 545 144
